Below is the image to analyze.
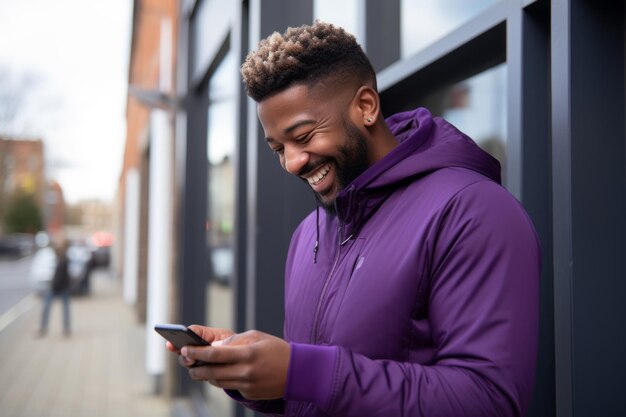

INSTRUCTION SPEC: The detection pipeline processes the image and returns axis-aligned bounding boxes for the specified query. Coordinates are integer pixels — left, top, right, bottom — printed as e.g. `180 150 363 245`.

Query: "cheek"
310 134 345 157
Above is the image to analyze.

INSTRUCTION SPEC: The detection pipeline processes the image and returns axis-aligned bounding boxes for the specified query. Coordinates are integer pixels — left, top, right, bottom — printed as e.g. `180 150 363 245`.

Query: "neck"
368 121 399 164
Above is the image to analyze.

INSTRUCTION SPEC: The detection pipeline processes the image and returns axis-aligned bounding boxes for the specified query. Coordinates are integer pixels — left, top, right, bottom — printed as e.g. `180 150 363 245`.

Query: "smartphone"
154 324 210 367
154 323 209 349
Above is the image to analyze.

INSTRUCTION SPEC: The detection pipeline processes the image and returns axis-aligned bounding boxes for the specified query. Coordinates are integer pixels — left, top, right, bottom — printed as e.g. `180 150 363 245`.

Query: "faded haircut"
241 20 376 102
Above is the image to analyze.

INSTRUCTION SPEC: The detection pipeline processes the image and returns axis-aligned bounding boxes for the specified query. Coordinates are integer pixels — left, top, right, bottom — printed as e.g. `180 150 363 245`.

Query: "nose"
283 145 310 176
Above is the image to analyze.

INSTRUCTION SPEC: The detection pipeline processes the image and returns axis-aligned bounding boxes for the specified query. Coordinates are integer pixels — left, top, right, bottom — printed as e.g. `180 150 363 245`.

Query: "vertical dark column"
509 2 554 416
248 0 314 337
176 88 210 395
552 0 626 416
568 1 625 415
551 1 574 414
234 0 249 338
364 0 400 72
234 5 249 417
176 10 210 391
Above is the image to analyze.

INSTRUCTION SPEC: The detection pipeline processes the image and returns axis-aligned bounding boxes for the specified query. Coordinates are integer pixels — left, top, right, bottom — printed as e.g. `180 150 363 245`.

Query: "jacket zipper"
296 194 353 417
310 223 345 345
292 228 342 417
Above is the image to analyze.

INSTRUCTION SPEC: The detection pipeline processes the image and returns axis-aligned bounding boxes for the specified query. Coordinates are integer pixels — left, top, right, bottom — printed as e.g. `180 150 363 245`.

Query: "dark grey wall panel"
512 2 554 416
569 1 625 415
365 0 400 72
177 86 210 395
553 0 626 416
551 0 574 415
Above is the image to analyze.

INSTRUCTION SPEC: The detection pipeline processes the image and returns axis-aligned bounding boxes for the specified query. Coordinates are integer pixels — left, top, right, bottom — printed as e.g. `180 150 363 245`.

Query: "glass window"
192 0 236 79
314 0 362 43
205 49 236 417
401 0 499 58
417 64 507 182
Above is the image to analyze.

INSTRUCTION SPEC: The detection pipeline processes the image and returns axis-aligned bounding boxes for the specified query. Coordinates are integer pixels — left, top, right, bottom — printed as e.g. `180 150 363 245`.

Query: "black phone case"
154 324 209 349
155 324 210 367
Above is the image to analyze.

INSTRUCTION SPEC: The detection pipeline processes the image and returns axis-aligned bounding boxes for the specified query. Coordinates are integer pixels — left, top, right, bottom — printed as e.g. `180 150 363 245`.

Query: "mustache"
297 159 332 177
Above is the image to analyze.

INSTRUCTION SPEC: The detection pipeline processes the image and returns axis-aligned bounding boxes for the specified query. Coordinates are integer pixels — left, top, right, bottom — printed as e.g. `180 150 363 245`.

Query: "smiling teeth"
306 164 330 186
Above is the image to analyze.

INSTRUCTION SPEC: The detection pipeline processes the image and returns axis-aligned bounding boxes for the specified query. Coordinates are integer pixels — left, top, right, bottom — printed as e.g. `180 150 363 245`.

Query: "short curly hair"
241 21 376 102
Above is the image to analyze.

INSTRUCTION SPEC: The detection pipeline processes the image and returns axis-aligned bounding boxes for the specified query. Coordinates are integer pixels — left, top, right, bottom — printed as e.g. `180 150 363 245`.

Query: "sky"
0 0 132 204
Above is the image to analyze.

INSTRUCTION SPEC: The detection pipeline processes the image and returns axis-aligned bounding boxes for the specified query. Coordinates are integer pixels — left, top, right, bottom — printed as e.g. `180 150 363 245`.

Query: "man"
168 21 540 417
38 240 72 337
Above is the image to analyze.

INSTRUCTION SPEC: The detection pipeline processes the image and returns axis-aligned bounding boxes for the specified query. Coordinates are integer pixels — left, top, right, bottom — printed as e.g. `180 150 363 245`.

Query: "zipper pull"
340 234 353 246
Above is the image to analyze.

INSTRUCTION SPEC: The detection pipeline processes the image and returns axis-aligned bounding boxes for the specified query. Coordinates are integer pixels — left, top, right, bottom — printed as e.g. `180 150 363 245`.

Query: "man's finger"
182 344 251 364
188 325 234 344
166 341 179 353
188 362 248 382
216 330 260 347
211 379 250 392
178 354 196 368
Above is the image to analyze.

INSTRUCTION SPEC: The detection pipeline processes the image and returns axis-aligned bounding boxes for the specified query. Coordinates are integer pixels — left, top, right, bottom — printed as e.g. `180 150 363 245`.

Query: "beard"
307 118 370 215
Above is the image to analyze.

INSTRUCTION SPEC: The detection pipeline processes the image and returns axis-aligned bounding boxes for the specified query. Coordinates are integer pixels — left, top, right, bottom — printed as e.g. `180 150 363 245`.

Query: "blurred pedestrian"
37 240 71 337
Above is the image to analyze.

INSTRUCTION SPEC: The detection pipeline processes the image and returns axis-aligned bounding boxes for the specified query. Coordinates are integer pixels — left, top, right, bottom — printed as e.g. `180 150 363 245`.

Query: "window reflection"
417 64 507 182
205 49 236 417
207 50 236 285
401 0 499 58
314 0 362 43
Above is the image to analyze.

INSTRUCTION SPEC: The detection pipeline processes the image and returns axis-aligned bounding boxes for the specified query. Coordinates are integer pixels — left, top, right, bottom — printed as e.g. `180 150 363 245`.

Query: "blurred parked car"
30 240 94 295
91 245 110 267
0 233 36 257
90 231 112 267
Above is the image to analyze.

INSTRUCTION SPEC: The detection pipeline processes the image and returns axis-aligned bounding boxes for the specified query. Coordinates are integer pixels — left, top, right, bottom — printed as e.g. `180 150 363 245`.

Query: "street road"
0 255 36 317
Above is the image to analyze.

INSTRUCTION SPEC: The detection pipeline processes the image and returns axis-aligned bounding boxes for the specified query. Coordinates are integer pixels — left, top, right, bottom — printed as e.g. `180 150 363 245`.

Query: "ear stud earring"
367 117 372 123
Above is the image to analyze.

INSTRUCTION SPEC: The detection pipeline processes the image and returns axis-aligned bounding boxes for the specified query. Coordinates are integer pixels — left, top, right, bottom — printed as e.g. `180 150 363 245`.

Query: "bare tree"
0 67 62 137
0 68 37 135
0 67 62 234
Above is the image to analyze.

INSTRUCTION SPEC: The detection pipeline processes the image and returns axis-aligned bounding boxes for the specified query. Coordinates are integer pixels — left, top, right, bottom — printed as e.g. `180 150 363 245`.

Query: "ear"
352 85 381 128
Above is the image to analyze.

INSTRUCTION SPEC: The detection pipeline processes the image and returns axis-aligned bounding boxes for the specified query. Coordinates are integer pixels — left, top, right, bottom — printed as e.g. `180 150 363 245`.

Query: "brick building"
117 0 179 395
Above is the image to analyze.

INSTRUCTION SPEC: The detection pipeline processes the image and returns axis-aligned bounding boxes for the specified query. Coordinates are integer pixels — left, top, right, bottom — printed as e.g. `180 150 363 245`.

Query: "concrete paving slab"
0 269 172 417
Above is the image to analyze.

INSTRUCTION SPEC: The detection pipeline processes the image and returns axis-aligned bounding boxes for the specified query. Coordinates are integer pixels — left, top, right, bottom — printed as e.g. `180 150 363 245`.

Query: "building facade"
118 0 180 396
121 1 625 416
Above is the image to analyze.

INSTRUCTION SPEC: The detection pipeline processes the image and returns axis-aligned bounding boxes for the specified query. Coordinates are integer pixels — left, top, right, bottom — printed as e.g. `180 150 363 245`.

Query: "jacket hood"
333 107 501 240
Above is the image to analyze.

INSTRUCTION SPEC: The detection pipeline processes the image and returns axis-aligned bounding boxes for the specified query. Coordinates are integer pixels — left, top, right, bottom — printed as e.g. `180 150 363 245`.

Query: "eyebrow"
265 119 316 143
285 119 316 134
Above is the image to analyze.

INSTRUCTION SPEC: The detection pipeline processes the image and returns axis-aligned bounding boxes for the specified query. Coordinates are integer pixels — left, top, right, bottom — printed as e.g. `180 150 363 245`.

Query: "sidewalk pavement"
0 268 172 417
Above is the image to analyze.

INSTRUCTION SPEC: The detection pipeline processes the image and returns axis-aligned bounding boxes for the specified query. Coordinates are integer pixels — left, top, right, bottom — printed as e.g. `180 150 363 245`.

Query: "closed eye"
265 137 284 156
293 132 312 144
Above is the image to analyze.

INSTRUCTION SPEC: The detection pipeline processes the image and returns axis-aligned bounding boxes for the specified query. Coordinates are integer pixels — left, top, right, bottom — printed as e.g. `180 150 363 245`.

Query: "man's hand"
165 325 235 367
181 330 291 400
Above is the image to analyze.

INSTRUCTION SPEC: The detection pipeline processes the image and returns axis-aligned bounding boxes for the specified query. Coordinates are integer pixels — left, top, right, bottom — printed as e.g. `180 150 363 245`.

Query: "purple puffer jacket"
233 108 540 417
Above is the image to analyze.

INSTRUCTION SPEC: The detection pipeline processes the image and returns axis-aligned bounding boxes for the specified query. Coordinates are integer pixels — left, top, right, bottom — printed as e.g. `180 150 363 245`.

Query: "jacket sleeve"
224 390 284 416
284 181 541 417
